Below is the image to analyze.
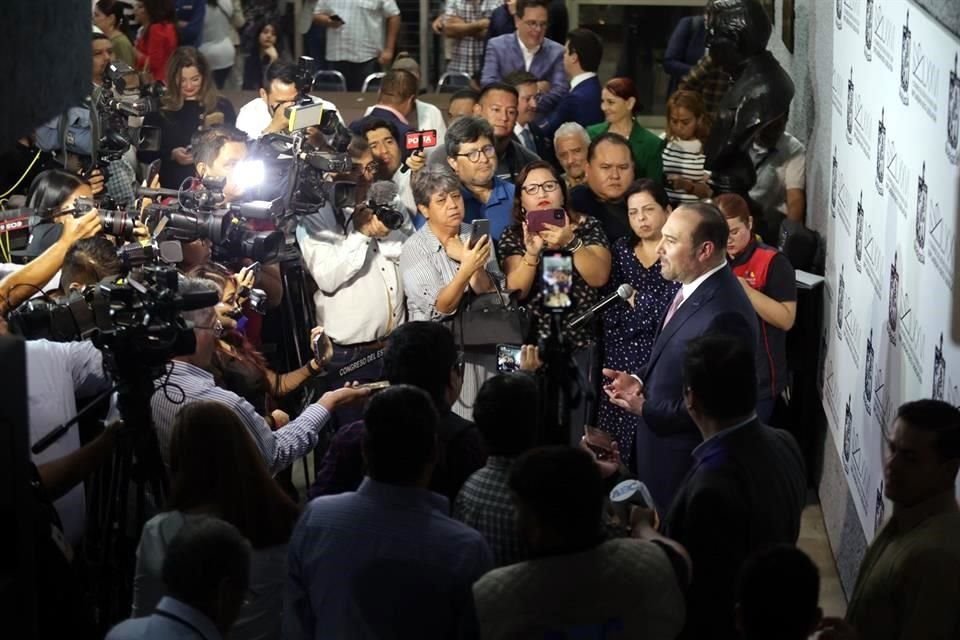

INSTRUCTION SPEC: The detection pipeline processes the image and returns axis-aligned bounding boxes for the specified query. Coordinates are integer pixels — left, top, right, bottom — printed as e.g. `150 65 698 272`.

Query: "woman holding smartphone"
499 161 611 348
597 179 680 466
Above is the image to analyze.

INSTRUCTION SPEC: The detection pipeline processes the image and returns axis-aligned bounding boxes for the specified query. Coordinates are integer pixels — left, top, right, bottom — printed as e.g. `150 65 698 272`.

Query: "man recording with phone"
297 133 413 426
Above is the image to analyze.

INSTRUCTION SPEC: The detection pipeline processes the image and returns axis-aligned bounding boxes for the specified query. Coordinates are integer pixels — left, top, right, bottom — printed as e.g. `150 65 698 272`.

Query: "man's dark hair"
509 446 605 547
347 134 371 160
363 385 439 485
517 0 550 18
262 59 298 92
380 69 418 103
445 115 494 157
503 70 539 89
586 131 632 163
737 546 820 640
896 399 960 461
383 321 459 409
478 82 519 104
682 200 730 254
683 333 757 421
474 374 539 457
142 0 175 23
360 117 399 144
449 88 480 104
61 237 122 292
566 28 603 73
191 125 247 167
161 518 251 617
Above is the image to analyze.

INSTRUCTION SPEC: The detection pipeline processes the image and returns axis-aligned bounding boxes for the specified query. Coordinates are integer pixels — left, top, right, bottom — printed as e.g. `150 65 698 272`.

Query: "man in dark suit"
481 0 567 113
504 70 557 170
603 202 759 509
663 333 806 640
348 69 417 143
539 28 605 138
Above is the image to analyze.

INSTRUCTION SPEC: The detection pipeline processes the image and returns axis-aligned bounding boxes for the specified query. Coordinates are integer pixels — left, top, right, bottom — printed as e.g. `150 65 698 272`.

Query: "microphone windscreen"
368 180 399 205
617 284 635 299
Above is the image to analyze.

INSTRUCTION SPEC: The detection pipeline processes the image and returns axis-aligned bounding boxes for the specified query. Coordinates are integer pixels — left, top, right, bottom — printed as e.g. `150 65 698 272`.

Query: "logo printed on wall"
933 333 946 401
819 331 830 392
837 264 846 338
864 0 874 60
871 0 897 72
913 162 928 264
831 146 840 214
909 28 944 122
927 192 955 290
846 67 856 145
855 191 865 271
899 289 927 383
885 132 910 219
835 168 852 235
948 54 959 164
886 251 900 346
872 363 892 431
875 484 886 535
842 0 862 34
844 280 865 364
899 9 911 105
863 328 875 415
852 79 875 160
832 69 846 115
875 109 886 195
862 215 884 300
836 0 843 30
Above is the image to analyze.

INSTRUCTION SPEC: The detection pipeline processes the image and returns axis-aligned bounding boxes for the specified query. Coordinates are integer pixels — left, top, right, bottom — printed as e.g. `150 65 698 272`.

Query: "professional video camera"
140 176 285 263
93 61 163 165
8 264 218 370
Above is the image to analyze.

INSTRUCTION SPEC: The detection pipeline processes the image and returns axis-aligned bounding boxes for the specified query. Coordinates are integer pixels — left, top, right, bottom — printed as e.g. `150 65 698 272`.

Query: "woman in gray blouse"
400 165 505 418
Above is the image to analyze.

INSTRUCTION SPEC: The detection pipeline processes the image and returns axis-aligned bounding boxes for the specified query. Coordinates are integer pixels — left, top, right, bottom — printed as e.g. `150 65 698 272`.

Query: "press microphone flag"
567 284 634 330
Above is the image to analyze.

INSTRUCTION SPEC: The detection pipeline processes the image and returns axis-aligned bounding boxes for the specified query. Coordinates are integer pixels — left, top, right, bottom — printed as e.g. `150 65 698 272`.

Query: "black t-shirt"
729 242 797 399
569 184 631 244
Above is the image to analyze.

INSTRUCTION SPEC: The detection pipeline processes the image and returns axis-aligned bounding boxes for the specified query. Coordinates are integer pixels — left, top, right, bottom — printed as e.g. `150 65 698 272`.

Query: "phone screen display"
497 344 522 373
542 251 573 309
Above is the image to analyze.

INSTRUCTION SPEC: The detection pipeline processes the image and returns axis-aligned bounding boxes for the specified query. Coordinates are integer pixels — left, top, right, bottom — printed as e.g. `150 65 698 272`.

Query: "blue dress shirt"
461 176 516 241
106 597 222 640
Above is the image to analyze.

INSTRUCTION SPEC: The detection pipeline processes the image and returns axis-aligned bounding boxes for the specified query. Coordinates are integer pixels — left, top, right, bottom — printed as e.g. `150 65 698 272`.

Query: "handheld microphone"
566 283 634 330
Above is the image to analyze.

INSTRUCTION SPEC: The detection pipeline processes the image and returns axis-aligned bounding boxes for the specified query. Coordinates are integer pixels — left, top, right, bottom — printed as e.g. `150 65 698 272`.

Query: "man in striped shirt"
150 277 370 473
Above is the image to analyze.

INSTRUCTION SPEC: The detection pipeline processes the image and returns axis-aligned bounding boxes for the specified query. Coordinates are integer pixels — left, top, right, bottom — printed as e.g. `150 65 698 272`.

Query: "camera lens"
100 210 136 241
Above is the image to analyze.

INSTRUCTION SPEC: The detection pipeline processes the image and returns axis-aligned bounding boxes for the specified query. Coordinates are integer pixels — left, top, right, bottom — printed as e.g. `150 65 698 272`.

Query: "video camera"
94 61 163 164
140 177 285 264
8 264 219 371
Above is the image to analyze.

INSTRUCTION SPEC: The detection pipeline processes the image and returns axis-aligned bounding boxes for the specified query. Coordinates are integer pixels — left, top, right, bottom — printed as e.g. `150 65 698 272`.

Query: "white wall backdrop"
822 0 960 541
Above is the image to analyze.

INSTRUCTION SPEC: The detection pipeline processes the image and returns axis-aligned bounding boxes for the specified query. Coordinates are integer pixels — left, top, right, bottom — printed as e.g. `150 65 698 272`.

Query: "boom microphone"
566 283 634 330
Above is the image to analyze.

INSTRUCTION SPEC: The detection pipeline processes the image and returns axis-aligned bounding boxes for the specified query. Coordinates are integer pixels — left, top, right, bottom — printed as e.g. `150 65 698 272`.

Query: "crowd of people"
2 1 960 639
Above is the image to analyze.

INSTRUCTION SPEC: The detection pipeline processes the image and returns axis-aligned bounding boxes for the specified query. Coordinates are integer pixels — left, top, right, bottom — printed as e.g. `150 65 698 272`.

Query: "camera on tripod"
8 264 219 369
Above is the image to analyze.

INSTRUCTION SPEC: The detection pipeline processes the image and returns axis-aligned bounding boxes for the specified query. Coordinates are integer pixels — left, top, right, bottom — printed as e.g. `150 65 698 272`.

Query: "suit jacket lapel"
644 270 725 375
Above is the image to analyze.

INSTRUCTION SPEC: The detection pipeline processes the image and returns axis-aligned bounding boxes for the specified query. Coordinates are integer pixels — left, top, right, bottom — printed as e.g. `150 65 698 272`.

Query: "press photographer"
148 276 370 471
296 133 413 424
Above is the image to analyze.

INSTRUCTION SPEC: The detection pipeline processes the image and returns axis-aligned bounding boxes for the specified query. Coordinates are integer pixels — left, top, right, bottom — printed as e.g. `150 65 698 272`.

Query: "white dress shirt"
569 71 597 90
679 260 729 310
235 95 342 140
364 99 448 147
296 203 412 345
516 33 542 71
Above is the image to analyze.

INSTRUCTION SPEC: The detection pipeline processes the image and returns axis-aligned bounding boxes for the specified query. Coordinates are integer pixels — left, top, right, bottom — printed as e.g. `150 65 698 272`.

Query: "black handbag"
453 288 530 348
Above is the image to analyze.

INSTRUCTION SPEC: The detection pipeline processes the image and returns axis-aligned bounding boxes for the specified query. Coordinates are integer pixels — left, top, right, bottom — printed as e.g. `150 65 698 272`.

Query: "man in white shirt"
296 134 413 423
312 0 402 91
369 55 448 148
748 112 806 225
235 60 340 140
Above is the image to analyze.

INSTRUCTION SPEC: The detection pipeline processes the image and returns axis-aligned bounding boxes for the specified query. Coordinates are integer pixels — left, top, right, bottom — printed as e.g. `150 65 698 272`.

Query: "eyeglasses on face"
196 319 224 338
521 179 560 195
522 20 548 30
455 144 497 163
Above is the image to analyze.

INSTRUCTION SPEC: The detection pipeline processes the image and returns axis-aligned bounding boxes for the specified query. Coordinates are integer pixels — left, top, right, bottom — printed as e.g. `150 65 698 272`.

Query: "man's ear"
446 156 458 174
195 161 207 178
472 102 482 116
259 88 268 103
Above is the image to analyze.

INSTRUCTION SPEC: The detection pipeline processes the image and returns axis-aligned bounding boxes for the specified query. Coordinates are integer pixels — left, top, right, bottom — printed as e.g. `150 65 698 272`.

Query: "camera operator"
149 276 370 472
296 134 413 424
34 30 139 207
59 236 124 296
235 60 341 140
0 172 103 315
187 125 284 305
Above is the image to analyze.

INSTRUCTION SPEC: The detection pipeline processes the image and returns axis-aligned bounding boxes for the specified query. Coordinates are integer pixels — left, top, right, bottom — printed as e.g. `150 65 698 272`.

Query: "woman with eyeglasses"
499 161 611 349
401 165 506 418
596 180 680 466
132 400 301 639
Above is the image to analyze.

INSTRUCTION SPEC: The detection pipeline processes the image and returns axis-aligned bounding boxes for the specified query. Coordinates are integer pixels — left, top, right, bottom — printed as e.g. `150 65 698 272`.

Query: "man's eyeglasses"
521 179 560 195
196 319 224 338
455 144 497 163
522 20 548 30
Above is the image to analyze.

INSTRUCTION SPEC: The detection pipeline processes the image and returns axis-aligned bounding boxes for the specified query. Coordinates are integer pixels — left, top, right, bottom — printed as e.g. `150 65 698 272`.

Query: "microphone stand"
539 313 594 447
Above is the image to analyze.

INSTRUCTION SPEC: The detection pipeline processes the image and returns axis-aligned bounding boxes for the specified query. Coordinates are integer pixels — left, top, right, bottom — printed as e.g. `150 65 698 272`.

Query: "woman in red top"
717 193 797 423
133 0 178 83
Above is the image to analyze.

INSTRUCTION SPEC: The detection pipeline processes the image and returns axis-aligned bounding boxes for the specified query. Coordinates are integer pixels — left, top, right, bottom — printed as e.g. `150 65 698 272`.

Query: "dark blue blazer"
634 264 758 510
538 75 604 138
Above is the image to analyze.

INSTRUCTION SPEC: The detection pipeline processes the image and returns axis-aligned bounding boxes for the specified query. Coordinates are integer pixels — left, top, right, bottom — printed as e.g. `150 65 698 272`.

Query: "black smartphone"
146 159 162 186
496 344 522 373
467 219 490 249
542 250 573 309
330 13 345 24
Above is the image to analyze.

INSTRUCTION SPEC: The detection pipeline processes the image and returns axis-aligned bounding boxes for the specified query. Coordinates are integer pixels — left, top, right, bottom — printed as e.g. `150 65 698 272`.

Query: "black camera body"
95 61 164 163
